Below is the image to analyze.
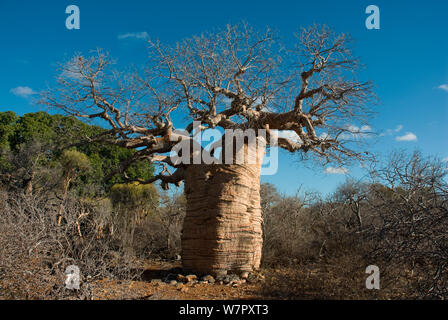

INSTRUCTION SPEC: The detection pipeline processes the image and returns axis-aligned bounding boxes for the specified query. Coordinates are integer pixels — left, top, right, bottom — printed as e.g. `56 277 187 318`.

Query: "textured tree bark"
181 139 265 276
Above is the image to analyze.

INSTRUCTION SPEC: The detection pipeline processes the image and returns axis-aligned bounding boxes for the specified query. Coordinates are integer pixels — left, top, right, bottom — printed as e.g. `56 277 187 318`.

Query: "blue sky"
0 0 447 196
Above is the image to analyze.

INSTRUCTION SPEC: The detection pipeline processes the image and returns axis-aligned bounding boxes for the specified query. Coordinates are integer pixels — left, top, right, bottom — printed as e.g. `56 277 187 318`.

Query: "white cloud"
380 124 403 137
443 157 448 162
360 125 372 131
324 167 348 175
118 32 149 40
437 84 448 92
395 132 418 142
340 124 373 140
10 86 37 98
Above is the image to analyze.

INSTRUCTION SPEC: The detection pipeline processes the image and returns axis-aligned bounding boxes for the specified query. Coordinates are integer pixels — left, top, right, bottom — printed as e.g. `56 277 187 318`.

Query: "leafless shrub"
0 191 142 300
365 151 448 298
261 185 332 265
132 192 185 259
261 151 448 299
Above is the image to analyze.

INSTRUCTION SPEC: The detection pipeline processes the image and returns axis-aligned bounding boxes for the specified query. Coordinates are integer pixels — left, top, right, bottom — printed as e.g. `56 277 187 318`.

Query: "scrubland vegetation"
0 111 447 299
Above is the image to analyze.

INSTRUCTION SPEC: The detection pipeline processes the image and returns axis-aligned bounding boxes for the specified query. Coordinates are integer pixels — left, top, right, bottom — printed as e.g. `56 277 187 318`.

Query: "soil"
91 260 267 300
89 259 403 300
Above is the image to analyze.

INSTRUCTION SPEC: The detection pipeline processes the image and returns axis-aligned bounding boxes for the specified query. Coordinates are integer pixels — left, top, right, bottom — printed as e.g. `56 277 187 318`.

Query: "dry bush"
365 151 448 298
0 186 186 300
0 191 142 300
260 186 403 299
261 184 367 266
261 151 448 299
132 192 185 259
262 195 323 265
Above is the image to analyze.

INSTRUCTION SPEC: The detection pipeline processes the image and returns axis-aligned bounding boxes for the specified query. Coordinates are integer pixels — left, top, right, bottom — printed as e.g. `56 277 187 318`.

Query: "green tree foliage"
0 111 155 193
110 182 158 216
59 149 92 192
109 182 159 252
0 111 19 171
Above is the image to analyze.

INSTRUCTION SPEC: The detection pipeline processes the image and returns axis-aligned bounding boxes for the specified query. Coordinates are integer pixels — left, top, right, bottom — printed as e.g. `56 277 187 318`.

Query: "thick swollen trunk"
181 141 264 276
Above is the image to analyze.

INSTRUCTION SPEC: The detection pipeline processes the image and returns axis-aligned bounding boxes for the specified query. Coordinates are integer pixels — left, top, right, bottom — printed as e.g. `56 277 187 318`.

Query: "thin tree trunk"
181 139 265 276
57 176 72 225
23 174 33 195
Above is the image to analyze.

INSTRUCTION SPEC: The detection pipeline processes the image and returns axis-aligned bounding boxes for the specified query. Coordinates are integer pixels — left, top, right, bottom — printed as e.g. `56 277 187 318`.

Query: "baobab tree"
42 24 375 276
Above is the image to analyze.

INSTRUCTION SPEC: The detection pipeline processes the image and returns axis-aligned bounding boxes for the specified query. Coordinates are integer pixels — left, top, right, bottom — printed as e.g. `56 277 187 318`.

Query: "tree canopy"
0 111 155 193
41 23 376 189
